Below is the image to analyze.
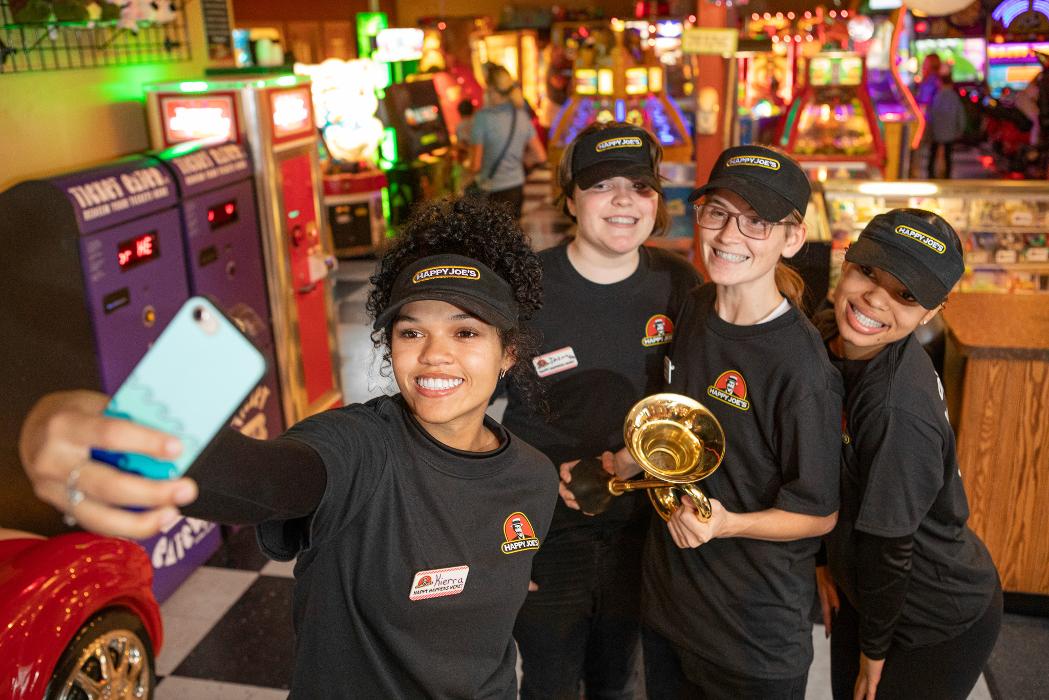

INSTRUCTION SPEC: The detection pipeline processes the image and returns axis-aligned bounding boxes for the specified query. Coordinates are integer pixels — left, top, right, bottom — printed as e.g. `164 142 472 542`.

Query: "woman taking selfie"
18 197 558 698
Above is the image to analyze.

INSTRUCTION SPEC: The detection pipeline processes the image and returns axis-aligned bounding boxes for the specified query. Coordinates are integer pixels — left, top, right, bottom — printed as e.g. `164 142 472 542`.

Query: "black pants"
927 141 955 179
829 582 1002 700
486 185 524 221
514 525 645 700
642 626 808 700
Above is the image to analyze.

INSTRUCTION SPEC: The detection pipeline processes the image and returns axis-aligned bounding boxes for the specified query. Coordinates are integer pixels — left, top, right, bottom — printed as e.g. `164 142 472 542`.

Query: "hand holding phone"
91 296 266 479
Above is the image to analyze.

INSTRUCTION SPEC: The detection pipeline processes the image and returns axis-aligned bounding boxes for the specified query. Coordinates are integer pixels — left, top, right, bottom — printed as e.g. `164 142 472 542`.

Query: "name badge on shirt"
409 565 470 601
533 346 578 378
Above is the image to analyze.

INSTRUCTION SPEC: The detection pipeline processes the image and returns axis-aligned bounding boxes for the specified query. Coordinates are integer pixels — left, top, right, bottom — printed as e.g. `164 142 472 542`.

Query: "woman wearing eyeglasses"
595 146 843 698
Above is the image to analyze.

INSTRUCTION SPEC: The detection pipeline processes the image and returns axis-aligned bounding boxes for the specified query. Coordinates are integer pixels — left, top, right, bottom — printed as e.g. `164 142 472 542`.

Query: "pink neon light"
890 10 924 148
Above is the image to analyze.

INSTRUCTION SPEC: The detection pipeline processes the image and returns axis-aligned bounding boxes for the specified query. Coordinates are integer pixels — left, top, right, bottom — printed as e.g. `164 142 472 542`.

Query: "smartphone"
91 296 266 479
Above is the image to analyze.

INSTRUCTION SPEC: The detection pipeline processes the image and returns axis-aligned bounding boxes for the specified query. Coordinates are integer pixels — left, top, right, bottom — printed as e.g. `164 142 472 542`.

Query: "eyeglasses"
693 204 789 240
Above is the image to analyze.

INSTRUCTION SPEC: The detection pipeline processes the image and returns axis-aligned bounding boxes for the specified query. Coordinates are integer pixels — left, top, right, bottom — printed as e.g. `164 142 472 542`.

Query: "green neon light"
179 81 209 93
356 12 388 60
380 127 398 164
780 103 800 148
289 210 301 219
381 186 392 230
275 75 298 87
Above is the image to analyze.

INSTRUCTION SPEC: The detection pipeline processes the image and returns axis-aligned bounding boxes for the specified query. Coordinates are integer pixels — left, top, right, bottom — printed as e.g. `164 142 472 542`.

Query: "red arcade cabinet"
780 52 885 179
145 76 342 424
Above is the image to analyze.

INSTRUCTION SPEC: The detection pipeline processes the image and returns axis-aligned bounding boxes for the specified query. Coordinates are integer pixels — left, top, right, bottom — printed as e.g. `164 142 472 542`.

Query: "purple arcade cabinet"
154 141 284 442
0 157 222 601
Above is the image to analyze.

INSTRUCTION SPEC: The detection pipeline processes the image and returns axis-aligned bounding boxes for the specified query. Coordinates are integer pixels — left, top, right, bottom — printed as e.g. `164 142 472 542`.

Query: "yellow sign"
682 28 738 57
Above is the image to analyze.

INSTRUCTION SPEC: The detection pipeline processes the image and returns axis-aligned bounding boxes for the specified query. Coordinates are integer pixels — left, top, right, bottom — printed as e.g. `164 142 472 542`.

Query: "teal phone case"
97 296 266 479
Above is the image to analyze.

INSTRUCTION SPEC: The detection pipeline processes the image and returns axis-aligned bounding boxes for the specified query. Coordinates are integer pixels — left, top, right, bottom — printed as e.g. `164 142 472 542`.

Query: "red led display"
117 232 160 271
206 199 239 230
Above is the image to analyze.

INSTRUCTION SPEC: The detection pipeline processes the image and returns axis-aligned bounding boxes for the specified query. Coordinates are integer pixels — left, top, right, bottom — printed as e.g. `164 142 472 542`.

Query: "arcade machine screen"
913 37 986 86
156 92 240 147
380 79 451 162
788 54 879 163
987 42 1049 97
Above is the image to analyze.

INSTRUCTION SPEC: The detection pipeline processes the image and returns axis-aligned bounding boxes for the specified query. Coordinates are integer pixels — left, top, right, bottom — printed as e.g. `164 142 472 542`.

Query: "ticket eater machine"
145 76 342 424
153 141 284 440
0 157 223 601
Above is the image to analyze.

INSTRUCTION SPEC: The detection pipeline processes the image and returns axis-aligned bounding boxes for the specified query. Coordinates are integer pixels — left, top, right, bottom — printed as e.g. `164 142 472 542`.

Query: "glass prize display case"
812 180 1049 295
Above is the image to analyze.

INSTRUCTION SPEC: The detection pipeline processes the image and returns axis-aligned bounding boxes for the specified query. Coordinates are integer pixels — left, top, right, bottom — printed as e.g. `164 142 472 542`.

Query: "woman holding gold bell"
580 146 844 699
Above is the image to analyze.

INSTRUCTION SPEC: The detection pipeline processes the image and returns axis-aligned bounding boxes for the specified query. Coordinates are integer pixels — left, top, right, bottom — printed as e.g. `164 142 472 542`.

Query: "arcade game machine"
625 17 701 137
377 77 453 228
365 25 455 229
986 41 1049 97
0 157 222 601
862 11 924 179
145 75 343 426
295 58 389 258
417 19 487 133
781 51 886 180
546 19 693 170
471 30 542 117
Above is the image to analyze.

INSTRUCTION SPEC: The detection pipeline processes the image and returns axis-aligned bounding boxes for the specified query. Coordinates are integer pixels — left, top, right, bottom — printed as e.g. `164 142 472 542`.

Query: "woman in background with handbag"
470 64 546 220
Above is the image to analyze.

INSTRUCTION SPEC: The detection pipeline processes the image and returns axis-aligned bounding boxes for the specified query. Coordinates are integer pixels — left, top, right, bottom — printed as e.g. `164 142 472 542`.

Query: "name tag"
533 346 578 378
409 565 470 601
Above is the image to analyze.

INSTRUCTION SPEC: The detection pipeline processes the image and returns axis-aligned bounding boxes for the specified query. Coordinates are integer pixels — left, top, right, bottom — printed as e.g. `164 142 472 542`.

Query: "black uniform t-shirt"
817 313 998 649
643 284 842 679
256 395 558 699
501 244 700 531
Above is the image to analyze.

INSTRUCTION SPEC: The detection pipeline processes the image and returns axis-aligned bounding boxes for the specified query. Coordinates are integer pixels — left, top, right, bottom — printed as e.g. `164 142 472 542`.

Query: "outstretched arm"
19 390 325 539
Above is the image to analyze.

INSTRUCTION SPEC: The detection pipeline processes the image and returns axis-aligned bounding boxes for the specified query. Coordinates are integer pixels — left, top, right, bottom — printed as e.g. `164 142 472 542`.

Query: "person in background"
927 73 967 178
504 121 701 699
814 208 1001 700
566 145 842 699
470 64 546 220
455 99 476 163
17 197 559 699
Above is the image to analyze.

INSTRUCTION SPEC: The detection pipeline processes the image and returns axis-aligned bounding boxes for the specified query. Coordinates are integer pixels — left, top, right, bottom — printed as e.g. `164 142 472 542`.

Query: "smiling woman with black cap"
597 144 843 698
503 120 701 700
16 196 559 698
814 209 1001 700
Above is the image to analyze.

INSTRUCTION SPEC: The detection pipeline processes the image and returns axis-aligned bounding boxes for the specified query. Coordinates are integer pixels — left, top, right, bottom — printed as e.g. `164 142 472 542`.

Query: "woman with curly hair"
17 197 558 698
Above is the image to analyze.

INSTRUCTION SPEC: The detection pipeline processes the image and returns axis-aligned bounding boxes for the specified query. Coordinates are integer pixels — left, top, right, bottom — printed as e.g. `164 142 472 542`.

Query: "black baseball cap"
688 145 811 221
372 254 518 331
571 125 662 193
845 210 964 309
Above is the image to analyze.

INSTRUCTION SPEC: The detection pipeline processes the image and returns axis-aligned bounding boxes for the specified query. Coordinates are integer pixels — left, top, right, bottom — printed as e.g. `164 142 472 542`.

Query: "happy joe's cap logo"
501 512 541 554
707 370 751 411
412 265 481 284
642 314 674 347
894 225 945 254
596 136 644 152
726 155 781 171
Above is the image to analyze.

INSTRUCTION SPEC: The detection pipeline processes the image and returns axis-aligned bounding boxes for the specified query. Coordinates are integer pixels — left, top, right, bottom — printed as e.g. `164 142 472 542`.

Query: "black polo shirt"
643 284 842 679
819 315 998 649
257 395 558 698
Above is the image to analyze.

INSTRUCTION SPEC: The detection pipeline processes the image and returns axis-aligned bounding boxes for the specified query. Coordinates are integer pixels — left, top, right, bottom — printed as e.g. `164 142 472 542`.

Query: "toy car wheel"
45 608 155 700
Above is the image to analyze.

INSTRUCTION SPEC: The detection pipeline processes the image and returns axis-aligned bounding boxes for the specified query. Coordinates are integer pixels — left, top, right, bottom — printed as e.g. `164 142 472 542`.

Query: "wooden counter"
944 294 1049 596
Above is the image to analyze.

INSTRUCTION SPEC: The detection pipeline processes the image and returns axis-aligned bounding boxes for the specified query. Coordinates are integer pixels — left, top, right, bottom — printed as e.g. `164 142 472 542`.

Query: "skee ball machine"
0 157 223 600
145 76 342 424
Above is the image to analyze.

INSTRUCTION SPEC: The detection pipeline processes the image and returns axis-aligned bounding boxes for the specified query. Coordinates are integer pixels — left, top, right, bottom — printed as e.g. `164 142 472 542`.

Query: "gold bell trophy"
567 393 725 521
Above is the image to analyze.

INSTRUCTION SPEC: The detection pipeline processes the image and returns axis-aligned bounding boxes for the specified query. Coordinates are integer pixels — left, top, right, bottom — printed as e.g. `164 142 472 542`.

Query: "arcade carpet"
152 169 1004 699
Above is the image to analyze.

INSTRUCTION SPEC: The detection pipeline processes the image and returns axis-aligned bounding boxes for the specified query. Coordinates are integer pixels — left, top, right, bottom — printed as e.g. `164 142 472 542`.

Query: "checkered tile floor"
152 168 994 699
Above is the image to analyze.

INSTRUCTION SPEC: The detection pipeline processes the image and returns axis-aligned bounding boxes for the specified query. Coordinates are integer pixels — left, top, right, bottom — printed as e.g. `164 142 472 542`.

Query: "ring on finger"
63 466 86 527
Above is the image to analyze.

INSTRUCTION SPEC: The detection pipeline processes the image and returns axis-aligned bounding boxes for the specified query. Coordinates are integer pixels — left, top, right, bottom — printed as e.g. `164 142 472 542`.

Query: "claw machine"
145 76 342 425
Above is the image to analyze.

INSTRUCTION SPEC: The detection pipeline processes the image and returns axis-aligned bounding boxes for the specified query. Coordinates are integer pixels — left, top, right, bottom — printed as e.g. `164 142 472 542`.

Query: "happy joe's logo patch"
726 155 781 171
642 314 674 347
412 265 480 283
595 136 643 152
501 512 541 554
894 225 945 254
706 370 751 411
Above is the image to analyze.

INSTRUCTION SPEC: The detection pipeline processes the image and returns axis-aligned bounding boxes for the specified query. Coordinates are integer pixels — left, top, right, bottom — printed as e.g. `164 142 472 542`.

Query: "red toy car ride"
0 529 163 699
